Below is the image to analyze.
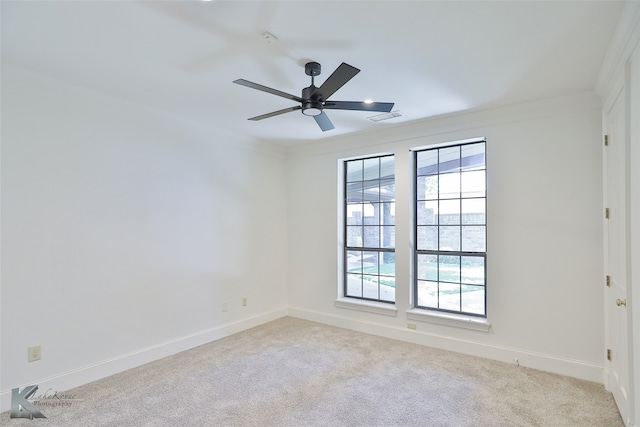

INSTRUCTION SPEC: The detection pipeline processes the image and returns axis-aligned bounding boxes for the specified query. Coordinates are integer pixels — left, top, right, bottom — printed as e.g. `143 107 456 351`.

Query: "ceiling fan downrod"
302 62 323 116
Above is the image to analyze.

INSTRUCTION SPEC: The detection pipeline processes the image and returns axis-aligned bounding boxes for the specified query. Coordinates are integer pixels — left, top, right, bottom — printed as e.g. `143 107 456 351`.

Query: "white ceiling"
1 1 625 146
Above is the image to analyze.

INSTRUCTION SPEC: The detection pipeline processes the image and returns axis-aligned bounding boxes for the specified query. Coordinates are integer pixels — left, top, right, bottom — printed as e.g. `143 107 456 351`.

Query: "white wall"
287 93 605 381
0 67 288 409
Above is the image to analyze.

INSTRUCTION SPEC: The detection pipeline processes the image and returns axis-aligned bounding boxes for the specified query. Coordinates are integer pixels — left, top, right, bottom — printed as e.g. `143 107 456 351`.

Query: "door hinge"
605 208 610 219
604 135 609 146
607 349 612 361
606 275 611 287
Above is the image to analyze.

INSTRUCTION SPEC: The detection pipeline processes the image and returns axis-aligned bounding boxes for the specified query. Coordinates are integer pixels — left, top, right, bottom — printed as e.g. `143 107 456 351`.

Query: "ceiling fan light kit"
302 102 323 116
233 61 395 131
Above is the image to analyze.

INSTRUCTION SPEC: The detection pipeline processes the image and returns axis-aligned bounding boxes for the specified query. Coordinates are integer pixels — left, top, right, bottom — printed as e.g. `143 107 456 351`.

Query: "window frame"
413 139 487 318
342 153 396 304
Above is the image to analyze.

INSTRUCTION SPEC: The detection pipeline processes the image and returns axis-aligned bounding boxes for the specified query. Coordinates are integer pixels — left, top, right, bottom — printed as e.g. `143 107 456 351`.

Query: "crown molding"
595 1 640 101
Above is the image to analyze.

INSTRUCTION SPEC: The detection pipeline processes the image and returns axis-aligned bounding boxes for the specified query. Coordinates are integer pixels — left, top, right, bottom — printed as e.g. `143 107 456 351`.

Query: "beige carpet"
1 317 623 426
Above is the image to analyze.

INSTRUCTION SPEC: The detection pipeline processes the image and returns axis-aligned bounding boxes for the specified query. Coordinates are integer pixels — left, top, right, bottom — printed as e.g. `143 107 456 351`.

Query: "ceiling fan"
233 62 394 131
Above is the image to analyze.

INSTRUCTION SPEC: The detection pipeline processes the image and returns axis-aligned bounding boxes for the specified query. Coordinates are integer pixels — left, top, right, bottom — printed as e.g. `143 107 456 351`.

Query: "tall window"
344 155 395 303
414 141 486 316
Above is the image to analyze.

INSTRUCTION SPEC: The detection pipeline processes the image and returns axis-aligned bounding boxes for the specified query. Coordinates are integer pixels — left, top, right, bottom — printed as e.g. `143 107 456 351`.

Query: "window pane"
439 173 460 199
417 150 438 176
462 285 485 315
417 175 438 200
439 199 460 225
417 226 438 251
380 285 395 302
461 170 486 198
363 157 380 180
346 204 364 225
417 201 438 225
439 226 460 251
379 252 395 300
346 159 363 182
417 280 438 308
381 226 395 248
358 202 374 219
362 275 379 299
381 202 395 225
462 199 485 224
362 181 381 202
346 250 363 273
461 143 485 171
363 226 380 247
346 274 362 297
462 226 486 252
380 156 394 179
380 178 395 201
461 256 485 285
346 226 362 247
438 255 460 283
439 282 460 311
439 146 461 173
363 203 380 225
363 251 379 274
346 182 363 203
417 254 438 281
380 252 395 276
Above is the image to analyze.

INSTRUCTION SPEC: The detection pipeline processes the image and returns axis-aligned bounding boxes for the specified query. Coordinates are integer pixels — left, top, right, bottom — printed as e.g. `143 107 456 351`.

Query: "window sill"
407 308 491 332
335 298 398 317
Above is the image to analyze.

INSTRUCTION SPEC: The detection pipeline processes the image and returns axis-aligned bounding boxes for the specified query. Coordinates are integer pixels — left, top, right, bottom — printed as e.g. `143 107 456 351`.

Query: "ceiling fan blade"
314 63 360 100
323 101 394 113
248 106 301 121
234 79 303 103
313 111 335 131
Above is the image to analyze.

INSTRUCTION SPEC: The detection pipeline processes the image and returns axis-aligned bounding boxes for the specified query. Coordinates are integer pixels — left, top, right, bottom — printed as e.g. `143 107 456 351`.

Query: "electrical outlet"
222 302 228 312
242 297 247 307
407 323 417 330
28 345 41 362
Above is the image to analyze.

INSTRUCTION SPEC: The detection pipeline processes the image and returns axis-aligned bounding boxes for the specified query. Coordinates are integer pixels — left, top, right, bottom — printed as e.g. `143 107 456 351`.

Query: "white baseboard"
1 308 287 412
287 307 604 384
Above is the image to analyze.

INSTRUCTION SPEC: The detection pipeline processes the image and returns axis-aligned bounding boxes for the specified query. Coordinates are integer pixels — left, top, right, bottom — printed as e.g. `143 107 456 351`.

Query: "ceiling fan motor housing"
301 85 323 116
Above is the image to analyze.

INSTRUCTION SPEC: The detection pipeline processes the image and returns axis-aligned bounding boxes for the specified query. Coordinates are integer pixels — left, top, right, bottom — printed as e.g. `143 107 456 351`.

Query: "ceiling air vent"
368 110 402 122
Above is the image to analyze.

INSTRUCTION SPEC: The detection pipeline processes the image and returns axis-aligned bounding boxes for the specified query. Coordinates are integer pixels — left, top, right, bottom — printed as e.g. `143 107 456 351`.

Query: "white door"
605 87 630 424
